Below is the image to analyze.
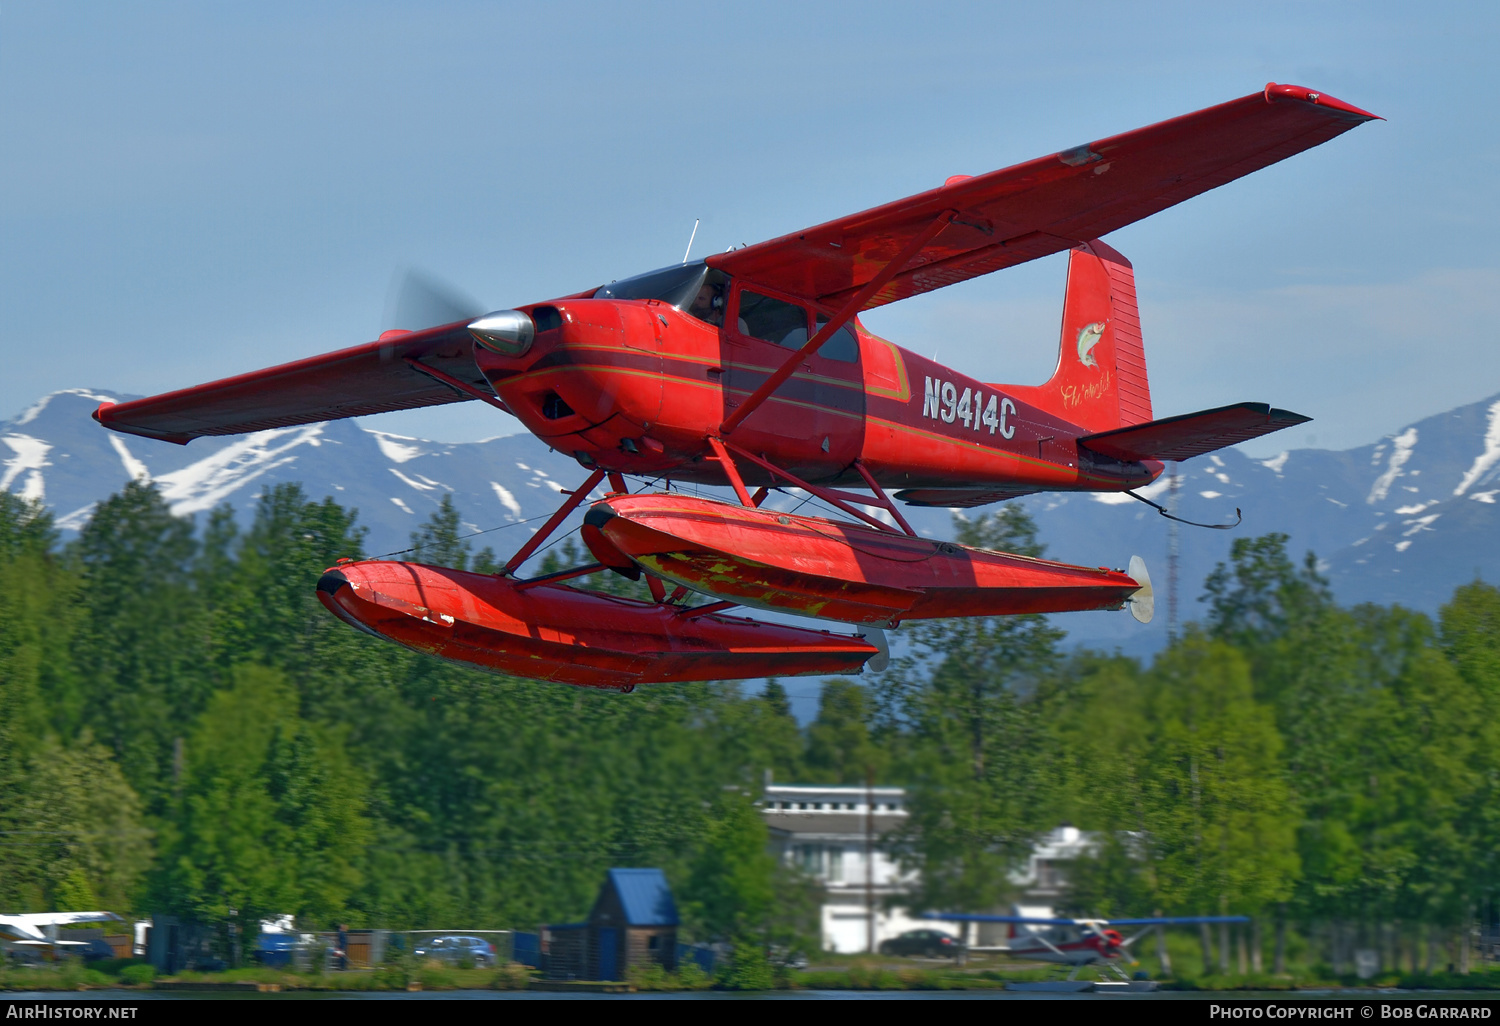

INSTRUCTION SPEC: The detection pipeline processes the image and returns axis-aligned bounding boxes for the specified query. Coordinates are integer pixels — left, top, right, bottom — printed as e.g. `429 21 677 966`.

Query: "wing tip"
1264 83 1382 122
94 401 194 445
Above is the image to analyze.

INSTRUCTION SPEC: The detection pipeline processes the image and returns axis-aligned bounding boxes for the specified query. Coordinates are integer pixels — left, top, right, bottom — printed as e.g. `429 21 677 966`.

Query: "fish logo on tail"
1076 321 1107 368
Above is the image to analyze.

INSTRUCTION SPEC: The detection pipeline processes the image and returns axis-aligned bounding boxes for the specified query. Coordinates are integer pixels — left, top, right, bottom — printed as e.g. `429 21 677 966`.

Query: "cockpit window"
590 263 852 357
685 269 729 327
738 290 809 348
593 262 702 305
592 262 732 327
814 315 859 363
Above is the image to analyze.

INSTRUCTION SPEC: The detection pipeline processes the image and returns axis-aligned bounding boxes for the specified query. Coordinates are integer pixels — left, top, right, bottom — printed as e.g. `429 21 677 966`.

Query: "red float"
585 493 1149 627
316 559 878 691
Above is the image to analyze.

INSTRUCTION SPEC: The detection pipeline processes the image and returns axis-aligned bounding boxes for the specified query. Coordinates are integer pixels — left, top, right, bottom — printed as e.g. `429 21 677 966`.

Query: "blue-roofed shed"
542 868 680 980
605 868 679 927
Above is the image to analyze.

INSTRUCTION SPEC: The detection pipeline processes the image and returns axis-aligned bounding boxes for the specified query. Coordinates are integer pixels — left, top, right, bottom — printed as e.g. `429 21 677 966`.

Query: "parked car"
414 935 497 968
878 929 964 958
76 938 118 961
254 932 303 967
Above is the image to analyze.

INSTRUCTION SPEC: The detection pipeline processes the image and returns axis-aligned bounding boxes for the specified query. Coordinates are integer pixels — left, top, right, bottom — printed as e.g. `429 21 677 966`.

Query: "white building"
1007 824 1098 900
759 784 968 953
761 785 1100 953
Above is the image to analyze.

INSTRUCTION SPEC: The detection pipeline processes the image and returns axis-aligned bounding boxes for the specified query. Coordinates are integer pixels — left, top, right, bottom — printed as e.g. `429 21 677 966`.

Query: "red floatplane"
95 85 1377 690
926 911 1250 987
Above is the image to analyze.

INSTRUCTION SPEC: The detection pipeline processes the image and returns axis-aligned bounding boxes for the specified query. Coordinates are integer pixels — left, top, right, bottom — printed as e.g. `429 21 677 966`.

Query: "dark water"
8 988 1500 1001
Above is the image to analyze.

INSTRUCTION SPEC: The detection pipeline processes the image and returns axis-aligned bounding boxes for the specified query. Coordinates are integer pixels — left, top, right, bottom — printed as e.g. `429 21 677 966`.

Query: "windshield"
594 262 708 306
593 262 730 325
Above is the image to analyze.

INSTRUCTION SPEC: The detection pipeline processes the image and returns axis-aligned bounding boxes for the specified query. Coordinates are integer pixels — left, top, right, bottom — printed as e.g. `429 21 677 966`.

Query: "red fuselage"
1009 927 1126 966
474 293 1161 499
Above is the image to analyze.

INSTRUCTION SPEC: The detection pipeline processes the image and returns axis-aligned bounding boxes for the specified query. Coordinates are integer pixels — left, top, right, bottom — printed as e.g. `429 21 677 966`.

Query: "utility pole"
1167 463 1180 643
865 767 876 954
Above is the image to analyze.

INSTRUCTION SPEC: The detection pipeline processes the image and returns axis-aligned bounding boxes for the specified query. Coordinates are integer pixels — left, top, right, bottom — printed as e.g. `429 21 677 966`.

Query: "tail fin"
1003 240 1152 434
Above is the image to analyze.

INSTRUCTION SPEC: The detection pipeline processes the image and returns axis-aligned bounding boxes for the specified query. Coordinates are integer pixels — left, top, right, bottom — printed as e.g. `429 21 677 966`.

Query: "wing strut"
720 211 955 434
403 357 513 416
706 436 756 507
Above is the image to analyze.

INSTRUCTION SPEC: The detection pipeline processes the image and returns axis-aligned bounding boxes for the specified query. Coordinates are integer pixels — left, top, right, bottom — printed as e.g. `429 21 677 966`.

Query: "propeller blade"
386 269 486 332
861 626 890 672
1127 555 1153 624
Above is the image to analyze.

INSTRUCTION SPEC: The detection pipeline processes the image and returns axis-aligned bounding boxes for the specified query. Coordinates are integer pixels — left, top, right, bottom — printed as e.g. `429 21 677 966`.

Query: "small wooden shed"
544 868 679 980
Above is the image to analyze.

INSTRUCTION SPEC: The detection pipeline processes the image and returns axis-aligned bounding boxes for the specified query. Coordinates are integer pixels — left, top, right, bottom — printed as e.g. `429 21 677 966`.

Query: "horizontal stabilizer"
1078 402 1310 462
93 323 494 445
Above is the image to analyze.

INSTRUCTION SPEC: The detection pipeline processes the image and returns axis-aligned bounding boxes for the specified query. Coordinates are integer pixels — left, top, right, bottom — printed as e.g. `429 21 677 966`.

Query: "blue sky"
3 1 1496 455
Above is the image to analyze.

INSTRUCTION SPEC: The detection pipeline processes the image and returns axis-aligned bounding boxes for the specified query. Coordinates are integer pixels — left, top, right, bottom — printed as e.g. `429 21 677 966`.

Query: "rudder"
1004 240 1152 434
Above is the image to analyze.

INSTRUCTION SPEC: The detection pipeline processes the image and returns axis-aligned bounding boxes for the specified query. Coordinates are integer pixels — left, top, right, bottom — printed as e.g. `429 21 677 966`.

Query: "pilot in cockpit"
688 279 727 327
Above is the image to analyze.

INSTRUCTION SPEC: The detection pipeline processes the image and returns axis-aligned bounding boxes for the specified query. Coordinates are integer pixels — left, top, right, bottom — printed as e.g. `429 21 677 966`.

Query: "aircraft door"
807 314 866 475
724 285 863 481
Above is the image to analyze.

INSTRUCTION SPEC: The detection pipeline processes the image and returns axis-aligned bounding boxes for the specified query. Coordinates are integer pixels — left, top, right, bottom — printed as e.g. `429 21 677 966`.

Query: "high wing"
709 84 1376 310
0 911 123 942
926 913 1249 925
93 322 497 445
1109 916 1252 954
932 915 1081 925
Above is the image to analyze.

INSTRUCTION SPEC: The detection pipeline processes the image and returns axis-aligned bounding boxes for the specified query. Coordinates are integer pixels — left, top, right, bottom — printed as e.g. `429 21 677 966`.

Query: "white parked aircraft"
0 911 123 953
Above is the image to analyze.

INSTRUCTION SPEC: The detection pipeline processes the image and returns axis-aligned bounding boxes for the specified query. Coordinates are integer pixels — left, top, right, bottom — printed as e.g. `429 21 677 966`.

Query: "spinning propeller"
384 269 487 333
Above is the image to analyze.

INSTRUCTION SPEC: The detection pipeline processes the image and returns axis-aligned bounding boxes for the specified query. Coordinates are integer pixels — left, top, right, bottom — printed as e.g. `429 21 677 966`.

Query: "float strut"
501 467 606 576
706 436 756 507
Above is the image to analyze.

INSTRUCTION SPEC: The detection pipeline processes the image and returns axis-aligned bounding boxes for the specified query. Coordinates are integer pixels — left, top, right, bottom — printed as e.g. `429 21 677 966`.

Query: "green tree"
26 734 153 911
882 506 1064 916
1442 582 1500 932
754 681 804 784
0 731 152 914
0 495 62 761
1048 653 1157 916
1441 580 1500 702
410 494 470 570
1139 633 1298 921
71 482 207 807
680 786 816 977
682 788 776 941
1203 532 1334 696
1203 535 1492 951
805 679 881 784
470 546 501 574
224 483 367 674
150 665 371 944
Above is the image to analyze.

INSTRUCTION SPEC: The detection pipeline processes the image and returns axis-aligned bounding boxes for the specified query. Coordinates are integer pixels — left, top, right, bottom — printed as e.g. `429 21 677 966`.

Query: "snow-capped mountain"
0 389 594 560
4 388 1498 656
1016 392 1500 652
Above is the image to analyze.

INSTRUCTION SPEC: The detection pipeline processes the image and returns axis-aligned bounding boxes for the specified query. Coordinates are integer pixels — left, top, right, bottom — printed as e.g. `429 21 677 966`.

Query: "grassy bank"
7 958 1500 993
0 960 533 992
